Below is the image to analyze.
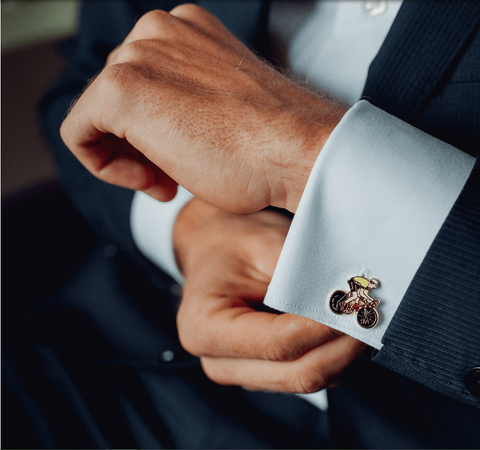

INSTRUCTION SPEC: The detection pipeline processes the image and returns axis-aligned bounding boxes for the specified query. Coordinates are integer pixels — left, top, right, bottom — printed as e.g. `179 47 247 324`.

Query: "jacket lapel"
362 1 480 123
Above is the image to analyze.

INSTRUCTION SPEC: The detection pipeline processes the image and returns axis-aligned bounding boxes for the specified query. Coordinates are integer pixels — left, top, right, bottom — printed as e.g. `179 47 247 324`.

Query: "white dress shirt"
130 0 475 410
131 0 406 286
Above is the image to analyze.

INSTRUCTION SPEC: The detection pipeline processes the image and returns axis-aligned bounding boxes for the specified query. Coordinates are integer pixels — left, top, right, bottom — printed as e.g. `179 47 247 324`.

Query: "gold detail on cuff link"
329 277 381 329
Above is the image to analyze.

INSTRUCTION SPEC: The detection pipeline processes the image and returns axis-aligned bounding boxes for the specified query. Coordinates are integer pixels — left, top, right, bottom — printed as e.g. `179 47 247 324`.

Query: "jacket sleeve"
264 100 480 409
366 2 480 408
38 0 193 268
372 158 480 408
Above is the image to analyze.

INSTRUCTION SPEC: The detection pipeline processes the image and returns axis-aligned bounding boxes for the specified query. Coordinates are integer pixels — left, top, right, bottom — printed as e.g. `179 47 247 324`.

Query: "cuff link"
329 276 381 329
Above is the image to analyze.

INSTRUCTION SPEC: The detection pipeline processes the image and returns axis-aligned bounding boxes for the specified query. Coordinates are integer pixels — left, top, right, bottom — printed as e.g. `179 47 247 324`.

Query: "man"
339 277 380 314
6 1 480 448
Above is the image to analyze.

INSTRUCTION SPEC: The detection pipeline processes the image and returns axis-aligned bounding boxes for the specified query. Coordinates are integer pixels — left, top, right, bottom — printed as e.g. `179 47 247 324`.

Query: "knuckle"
264 318 314 362
170 3 204 19
177 329 201 356
176 325 198 356
112 40 169 72
101 63 131 87
176 308 204 357
200 358 227 386
105 44 122 67
116 40 152 64
100 63 145 94
293 371 327 394
136 9 173 30
264 339 296 362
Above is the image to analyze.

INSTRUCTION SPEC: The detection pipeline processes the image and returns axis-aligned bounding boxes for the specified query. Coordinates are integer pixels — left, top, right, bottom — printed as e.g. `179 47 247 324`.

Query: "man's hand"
60 4 346 214
174 198 366 392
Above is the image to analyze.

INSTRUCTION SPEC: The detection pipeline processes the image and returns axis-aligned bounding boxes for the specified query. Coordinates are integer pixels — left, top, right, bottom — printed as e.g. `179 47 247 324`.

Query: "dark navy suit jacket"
24 0 480 447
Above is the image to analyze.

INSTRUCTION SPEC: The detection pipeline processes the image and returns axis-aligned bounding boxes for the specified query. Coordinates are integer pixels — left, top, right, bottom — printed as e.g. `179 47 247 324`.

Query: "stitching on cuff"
267 298 383 337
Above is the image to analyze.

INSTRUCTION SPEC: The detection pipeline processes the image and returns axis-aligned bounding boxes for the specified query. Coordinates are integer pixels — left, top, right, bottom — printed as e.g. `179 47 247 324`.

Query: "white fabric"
269 0 401 409
264 101 475 349
287 0 402 105
129 0 473 409
130 0 402 283
130 187 194 285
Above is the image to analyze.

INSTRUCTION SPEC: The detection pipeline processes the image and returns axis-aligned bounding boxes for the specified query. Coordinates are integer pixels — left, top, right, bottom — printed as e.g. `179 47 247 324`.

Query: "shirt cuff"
130 187 194 285
264 100 475 349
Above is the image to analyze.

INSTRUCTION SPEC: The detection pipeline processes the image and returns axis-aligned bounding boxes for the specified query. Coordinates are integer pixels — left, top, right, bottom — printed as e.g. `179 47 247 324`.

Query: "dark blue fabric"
3 239 330 449
362 0 480 408
328 359 480 449
37 0 270 287
4 0 480 447
362 0 480 143
373 159 480 409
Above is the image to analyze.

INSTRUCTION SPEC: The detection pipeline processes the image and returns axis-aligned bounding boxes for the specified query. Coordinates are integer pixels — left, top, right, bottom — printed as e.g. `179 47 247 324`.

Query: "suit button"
160 350 175 362
465 367 480 399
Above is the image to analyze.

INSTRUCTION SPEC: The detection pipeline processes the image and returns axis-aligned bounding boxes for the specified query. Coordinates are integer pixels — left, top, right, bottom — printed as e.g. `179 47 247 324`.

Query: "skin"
60 4 365 392
174 198 366 392
60 4 346 214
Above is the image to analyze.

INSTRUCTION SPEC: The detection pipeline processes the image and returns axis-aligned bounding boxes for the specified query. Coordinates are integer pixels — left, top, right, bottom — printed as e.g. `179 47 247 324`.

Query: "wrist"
173 198 224 276
269 97 347 213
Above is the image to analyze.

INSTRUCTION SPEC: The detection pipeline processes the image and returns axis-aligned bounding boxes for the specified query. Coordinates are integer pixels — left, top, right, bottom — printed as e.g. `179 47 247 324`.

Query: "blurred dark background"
2 1 99 349
2 0 78 196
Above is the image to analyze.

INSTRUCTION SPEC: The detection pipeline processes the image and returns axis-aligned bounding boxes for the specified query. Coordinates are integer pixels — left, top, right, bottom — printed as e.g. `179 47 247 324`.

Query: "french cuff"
130 187 194 285
264 100 475 349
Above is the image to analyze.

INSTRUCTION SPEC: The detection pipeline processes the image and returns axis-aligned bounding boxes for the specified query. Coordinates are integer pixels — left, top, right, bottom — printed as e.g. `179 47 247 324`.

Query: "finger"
119 7 219 47
61 90 178 202
201 334 367 393
178 291 343 362
99 151 178 202
60 64 125 150
142 177 178 202
125 6 234 45
105 11 187 67
108 6 244 67
169 4 240 44
123 10 184 44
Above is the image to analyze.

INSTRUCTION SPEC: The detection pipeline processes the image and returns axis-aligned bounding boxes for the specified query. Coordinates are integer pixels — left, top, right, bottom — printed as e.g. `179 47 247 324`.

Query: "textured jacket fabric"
360 1 480 409
5 0 479 448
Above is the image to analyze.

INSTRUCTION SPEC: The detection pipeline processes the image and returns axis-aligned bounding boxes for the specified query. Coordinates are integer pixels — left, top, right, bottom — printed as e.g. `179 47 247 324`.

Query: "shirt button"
465 367 480 399
364 0 388 17
160 350 175 362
